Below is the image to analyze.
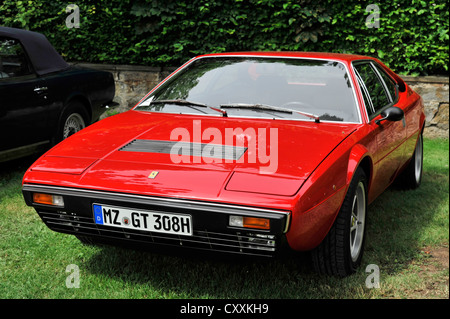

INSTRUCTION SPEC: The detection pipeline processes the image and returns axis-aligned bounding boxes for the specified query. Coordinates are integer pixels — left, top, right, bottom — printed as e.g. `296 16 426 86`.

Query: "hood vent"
119 139 247 161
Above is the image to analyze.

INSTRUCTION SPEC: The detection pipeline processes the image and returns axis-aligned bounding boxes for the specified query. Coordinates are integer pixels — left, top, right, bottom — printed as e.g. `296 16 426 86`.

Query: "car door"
353 61 406 198
0 36 51 152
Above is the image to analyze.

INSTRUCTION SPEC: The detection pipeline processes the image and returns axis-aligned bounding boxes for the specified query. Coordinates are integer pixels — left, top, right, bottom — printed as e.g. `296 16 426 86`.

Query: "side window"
353 62 390 118
374 64 398 102
0 37 33 79
356 75 373 115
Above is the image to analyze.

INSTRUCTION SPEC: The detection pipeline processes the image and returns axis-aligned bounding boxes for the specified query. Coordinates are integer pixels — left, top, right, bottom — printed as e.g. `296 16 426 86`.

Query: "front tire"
312 168 368 277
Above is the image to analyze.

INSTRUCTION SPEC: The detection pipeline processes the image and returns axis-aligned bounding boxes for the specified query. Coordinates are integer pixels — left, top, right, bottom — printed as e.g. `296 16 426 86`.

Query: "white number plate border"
93 204 193 236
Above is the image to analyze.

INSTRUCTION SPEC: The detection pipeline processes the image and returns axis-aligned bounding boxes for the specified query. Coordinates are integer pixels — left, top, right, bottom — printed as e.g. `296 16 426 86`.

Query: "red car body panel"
22 52 425 254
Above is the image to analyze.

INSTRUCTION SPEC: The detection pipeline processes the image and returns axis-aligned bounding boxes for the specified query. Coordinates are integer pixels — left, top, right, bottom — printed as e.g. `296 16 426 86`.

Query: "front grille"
37 210 279 257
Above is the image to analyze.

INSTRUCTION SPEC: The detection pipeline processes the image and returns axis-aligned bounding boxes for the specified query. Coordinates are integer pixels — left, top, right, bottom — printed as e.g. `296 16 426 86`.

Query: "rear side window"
353 62 391 117
0 37 33 79
374 64 398 103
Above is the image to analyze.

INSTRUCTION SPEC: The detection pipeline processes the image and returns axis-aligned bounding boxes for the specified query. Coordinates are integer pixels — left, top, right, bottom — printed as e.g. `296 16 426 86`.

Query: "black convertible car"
0 26 115 162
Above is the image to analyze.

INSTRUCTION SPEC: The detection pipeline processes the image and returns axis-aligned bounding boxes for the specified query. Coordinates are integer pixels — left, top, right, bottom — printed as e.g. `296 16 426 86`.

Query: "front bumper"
23 184 290 257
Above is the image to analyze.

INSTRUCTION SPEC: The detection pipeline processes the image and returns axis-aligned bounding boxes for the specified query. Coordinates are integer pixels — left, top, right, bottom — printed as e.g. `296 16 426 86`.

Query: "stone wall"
75 63 449 138
73 63 176 112
403 76 449 139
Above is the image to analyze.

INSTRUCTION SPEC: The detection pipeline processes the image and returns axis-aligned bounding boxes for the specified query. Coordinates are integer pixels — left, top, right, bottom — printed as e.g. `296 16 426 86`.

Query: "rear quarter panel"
402 88 425 162
43 67 115 139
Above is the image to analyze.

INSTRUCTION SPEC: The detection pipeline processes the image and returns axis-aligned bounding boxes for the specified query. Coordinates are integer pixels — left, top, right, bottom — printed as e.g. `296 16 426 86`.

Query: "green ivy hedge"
321 0 449 76
0 0 448 75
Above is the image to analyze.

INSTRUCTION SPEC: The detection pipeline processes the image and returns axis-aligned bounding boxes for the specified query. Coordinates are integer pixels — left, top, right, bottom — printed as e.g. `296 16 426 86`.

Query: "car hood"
26 110 356 200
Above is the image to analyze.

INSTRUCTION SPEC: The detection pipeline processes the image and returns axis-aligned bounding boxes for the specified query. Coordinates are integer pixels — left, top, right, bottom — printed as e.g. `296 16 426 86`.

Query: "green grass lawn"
0 138 448 300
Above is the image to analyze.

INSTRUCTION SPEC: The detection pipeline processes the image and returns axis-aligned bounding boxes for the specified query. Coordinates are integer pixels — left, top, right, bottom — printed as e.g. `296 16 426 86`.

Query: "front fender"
286 140 373 251
286 138 352 251
347 143 373 186
347 143 378 206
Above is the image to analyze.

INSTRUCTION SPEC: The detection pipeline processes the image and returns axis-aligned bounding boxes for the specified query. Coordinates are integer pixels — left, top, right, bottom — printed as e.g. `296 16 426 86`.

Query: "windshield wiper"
220 103 320 123
150 99 227 117
151 99 208 108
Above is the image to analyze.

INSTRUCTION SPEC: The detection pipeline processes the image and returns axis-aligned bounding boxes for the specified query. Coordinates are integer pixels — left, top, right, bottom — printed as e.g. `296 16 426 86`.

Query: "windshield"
136 57 360 123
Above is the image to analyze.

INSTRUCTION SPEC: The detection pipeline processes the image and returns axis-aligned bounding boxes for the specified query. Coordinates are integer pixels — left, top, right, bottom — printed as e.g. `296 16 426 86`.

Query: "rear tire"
312 167 368 277
397 133 423 189
55 101 89 143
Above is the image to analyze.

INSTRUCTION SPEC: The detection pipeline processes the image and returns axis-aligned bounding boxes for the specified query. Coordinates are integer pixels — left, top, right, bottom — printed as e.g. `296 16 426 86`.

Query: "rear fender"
63 93 92 122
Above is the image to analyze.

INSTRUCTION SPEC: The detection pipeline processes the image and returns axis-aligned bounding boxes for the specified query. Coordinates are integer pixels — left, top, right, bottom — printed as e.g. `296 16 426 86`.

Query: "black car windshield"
136 57 360 123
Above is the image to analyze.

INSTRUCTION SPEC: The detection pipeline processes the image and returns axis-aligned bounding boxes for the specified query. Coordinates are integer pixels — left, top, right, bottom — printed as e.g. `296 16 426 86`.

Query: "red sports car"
22 52 425 277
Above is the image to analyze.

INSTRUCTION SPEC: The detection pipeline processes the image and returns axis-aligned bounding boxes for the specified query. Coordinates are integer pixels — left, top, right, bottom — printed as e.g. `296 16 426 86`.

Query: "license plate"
93 204 193 236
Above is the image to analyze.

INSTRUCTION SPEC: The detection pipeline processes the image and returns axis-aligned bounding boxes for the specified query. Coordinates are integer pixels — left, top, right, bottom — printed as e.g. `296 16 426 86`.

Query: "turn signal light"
33 193 64 207
243 217 270 230
229 215 270 230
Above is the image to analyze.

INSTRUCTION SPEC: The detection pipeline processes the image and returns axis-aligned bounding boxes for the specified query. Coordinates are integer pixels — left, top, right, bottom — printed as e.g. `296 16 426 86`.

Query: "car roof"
0 26 69 76
191 51 407 88
194 51 374 63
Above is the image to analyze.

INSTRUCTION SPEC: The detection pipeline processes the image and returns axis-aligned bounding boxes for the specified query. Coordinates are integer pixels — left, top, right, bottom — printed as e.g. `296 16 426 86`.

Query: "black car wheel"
312 167 368 277
56 101 89 143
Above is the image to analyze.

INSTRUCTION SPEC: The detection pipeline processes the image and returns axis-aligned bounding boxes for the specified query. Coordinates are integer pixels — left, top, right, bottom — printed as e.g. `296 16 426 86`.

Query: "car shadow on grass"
82 240 324 298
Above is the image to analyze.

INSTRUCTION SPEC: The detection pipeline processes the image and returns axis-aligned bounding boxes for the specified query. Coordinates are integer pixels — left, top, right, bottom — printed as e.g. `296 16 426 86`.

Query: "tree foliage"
0 0 448 75
129 0 330 64
319 0 449 76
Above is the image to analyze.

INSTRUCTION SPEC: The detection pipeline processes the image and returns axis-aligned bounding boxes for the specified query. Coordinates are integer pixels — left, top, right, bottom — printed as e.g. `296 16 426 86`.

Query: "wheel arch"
62 93 92 123
52 95 92 145
347 144 373 201
286 143 373 252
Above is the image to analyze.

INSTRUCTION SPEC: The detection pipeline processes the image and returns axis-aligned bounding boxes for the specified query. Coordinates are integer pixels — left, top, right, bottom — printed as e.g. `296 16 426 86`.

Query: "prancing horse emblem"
148 171 159 179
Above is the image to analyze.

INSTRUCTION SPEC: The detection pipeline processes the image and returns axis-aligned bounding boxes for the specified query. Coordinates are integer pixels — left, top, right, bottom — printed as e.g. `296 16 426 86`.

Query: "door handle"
34 86 48 93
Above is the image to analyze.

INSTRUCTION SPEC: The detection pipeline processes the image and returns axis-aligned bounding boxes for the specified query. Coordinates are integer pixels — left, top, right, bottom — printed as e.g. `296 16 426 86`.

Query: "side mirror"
375 106 404 125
